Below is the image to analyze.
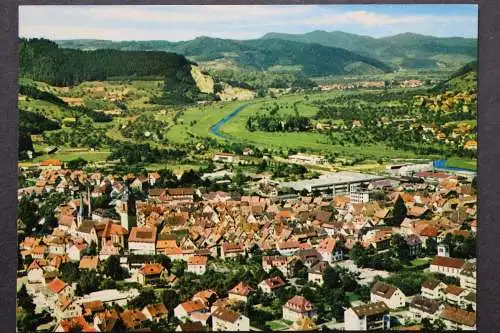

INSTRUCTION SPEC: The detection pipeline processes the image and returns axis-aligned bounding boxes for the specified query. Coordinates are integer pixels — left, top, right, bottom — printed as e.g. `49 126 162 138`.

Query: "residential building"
258 276 286 294
439 306 476 330
444 284 467 307
317 237 343 263
344 302 390 331
308 261 329 286
142 303 168 322
421 279 447 300
228 282 254 303
282 296 317 322
430 256 466 278
370 281 406 309
174 300 210 324
221 242 245 259
459 262 476 292
136 263 166 286
212 307 249 331
409 296 442 322
128 226 157 255
187 256 208 275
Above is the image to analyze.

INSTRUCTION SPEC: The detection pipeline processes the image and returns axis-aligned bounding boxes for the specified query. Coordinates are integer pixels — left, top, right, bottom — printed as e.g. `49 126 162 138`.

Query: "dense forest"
19 38 206 104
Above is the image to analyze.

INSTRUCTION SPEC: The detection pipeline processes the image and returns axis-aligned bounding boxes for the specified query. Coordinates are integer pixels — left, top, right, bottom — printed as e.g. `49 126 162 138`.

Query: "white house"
67 243 87 262
409 296 442 322
282 296 317 323
459 262 476 292
308 261 329 286
444 285 468 307
174 300 210 324
258 276 286 294
421 279 447 300
344 302 390 331
316 238 343 263
142 303 169 322
187 256 208 275
370 281 406 309
440 306 476 330
212 307 249 331
228 282 254 303
128 226 157 255
430 256 465 278
27 259 46 284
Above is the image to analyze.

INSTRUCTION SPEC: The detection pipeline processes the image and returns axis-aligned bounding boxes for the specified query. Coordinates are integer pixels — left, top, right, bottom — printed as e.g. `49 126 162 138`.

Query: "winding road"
209 103 250 139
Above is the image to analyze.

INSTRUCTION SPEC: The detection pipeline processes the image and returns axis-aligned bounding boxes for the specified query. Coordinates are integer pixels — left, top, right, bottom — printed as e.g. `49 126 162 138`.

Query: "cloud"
296 10 477 28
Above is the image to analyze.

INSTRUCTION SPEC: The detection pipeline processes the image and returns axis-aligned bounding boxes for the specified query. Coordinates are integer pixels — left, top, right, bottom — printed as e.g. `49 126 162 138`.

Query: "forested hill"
431 61 477 93
261 31 477 70
56 36 393 77
20 38 207 104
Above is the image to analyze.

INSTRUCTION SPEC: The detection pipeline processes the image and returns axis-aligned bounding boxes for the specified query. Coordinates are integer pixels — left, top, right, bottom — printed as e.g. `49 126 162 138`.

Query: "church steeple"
77 194 84 226
87 186 92 218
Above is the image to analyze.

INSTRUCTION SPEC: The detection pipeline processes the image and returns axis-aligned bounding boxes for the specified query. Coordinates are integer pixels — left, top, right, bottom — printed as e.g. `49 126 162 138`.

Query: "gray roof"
279 172 385 192
410 296 441 314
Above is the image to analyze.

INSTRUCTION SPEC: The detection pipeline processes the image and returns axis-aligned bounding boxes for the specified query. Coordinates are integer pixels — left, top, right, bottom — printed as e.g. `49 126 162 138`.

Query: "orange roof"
138 263 164 276
229 282 254 296
40 159 62 167
47 278 67 294
79 256 99 270
57 316 94 332
180 300 206 313
188 256 208 265
431 256 465 269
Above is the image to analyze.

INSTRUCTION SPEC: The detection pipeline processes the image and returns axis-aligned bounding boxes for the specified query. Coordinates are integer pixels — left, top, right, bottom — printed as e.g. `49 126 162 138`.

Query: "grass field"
265 320 291 330
31 150 111 163
445 157 477 170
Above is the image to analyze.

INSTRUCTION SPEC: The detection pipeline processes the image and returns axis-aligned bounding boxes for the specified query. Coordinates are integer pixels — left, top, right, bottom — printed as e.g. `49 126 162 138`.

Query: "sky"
19 5 478 41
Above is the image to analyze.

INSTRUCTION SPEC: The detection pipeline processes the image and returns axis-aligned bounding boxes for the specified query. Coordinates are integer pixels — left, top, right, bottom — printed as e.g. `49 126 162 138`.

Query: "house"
308 261 329 286
176 322 205 332
430 256 466 278
277 240 301 256
128 227 157 255
262 256 293 277
439 306 476 330
294 249 321 268
409 296 442 322
40 159 63 170
344 302 390 331
316 237 343 263
67 243 87 262
93 309 119 332
82 300 105 318
161 188 195 203
193 289 218 307
370 281 406 309
27 259 47 284
221 242 245 259
47 278 73 299
76 220 99 246
258 276 286 294
79 256 99 270
142 303 169 322
120 309 147 331
213 152 236 163
463 292 476 311
228 282 254 303
97 220 128 250
282 296 317 323
137 263 166 286
174 300 210 324
187 256 208 275
421 279 447 300
54 315 95 332
444 284 468 307
54 296 83 321
212 307 250 331
459 262 476 292
406 234 423 257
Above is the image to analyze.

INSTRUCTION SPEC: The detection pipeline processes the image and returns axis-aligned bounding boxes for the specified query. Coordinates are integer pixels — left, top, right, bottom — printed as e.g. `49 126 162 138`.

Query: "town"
17 153 477 331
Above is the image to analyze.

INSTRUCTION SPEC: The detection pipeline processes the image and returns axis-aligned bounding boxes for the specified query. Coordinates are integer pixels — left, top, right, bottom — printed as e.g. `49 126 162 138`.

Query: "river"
209 103 250 139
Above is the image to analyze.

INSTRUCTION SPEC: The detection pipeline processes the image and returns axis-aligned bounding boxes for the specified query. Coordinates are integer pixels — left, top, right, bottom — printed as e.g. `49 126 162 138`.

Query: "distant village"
17 153 477 332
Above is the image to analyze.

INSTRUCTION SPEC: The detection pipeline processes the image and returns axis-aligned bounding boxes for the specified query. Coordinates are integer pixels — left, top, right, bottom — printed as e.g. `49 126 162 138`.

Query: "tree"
76 269 100 296
323 267 341 289
390 195 407 226
292 260 308 279
102 255 124 280
162 289 180 313
60 262 80 284
391 234 411 262
156 254 172 273
129 288 157 309
17 285 36 314
87 241 98 256
67 157 88 170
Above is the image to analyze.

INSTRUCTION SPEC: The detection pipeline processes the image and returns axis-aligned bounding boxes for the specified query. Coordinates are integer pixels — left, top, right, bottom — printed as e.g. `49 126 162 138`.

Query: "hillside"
430 61 477 93
56 36 393 77
20 38 206 104
261 31 477 70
